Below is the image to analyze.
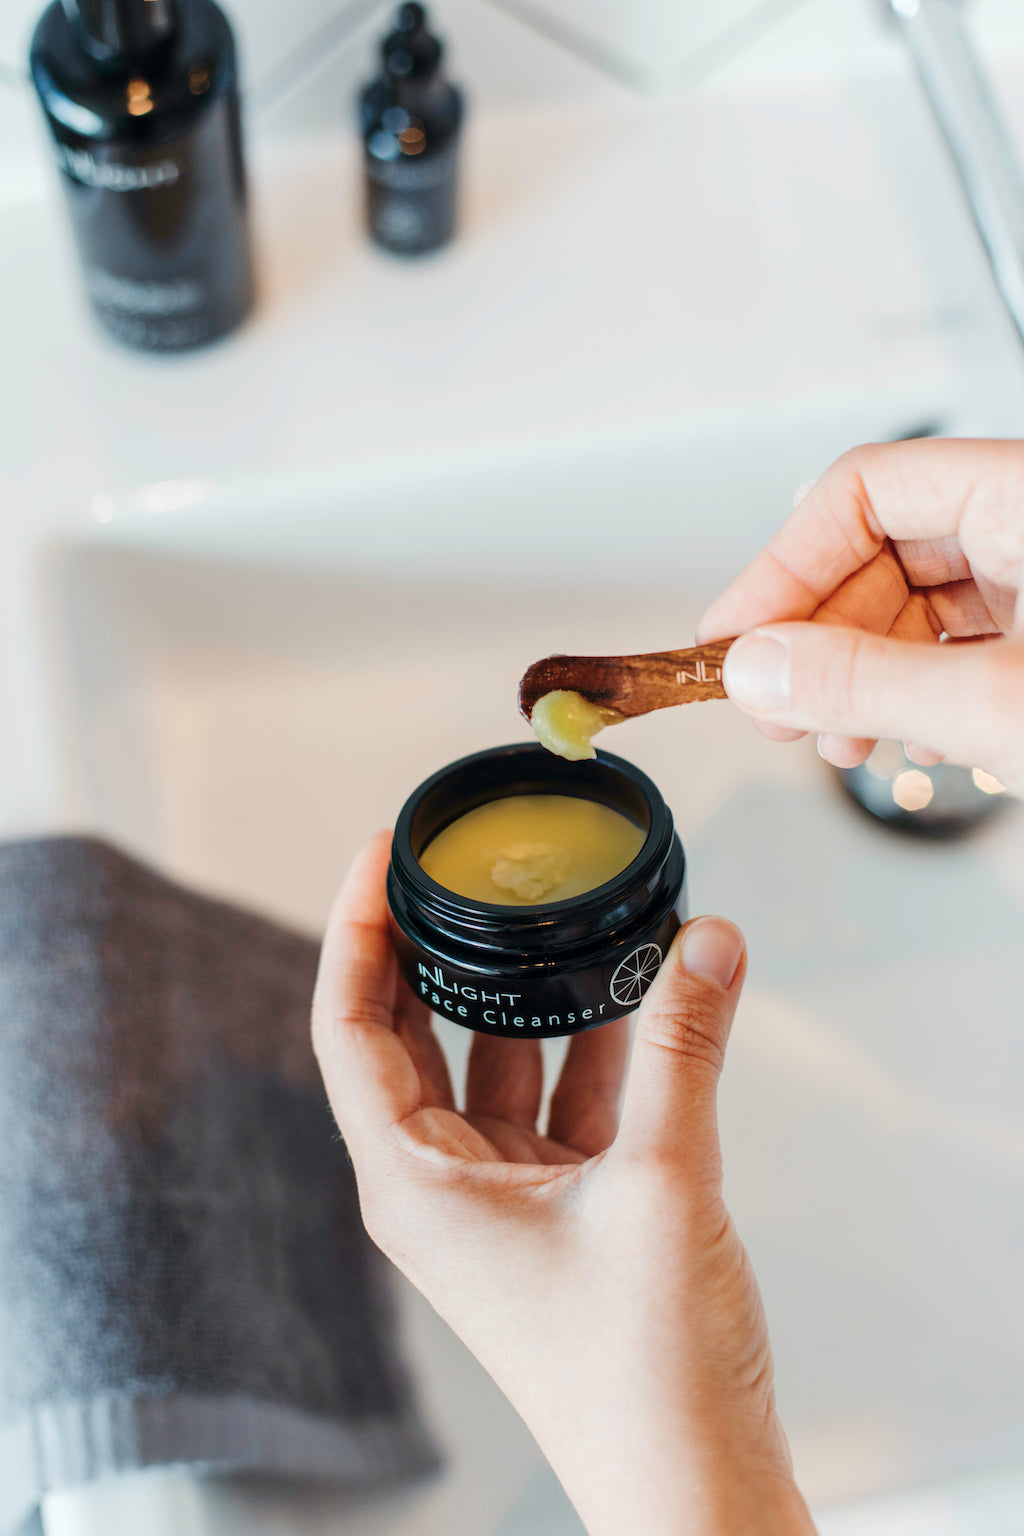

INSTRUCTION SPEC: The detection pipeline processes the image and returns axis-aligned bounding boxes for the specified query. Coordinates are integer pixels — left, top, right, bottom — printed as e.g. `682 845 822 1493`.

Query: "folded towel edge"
1 1391 444 1532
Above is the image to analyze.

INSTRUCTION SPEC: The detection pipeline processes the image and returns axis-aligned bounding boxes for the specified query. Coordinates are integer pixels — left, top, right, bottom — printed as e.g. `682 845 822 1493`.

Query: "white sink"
29 534 1024 1535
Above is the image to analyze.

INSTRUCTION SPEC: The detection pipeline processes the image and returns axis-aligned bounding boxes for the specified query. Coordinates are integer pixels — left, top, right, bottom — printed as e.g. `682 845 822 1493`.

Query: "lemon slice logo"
609 943 663 1007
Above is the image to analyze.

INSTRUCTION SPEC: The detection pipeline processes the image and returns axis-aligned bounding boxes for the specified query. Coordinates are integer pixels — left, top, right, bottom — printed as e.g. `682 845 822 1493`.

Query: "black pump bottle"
359 3 463 256
30 0 254 351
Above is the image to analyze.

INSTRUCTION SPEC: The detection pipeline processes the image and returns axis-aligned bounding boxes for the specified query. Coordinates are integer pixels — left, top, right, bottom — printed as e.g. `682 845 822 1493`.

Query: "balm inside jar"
388 745 686 1039
418 794 646 905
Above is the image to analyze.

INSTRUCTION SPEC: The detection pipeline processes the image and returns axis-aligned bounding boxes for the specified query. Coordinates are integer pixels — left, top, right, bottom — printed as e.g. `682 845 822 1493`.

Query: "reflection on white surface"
88 493 115 525
891 768 935 812
132 479 209 517
736 984 1024 1172
972 767 1007 796
818 1464 1024 1536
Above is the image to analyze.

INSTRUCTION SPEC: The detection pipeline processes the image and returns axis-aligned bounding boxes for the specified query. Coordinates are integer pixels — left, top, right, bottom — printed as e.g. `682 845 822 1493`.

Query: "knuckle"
311 995 393 1066
639 995 726 1079
624 1155 726 1232
818 628 871 721
985 645 1024 720
825 446 887 551
877 556 909 611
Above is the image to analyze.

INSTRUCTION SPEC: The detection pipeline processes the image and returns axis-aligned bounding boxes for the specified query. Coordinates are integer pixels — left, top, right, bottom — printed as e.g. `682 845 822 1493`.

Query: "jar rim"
390 742 675 924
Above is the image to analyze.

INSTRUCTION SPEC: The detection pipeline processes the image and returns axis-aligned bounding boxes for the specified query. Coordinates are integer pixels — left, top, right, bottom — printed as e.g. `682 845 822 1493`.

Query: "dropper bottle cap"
60 0 179 66
381 2 442 81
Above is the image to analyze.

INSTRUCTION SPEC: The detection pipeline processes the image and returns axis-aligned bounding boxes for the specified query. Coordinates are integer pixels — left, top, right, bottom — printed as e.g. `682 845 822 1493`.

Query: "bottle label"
365 142 455 192
45 89 254 351
365 141 458 253
391 904 683 1038
374 198 433 249
86 268 206 318
55 143 181 191
99 312 211 349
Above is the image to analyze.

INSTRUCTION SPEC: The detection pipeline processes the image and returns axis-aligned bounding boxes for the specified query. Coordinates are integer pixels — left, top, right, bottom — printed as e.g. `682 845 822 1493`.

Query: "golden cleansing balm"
419 794 645 905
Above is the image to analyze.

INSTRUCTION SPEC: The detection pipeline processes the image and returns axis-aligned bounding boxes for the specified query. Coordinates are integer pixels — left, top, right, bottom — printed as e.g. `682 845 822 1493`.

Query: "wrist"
566 1460 816 1536
689 1470 817 1536
531 1408 816 1536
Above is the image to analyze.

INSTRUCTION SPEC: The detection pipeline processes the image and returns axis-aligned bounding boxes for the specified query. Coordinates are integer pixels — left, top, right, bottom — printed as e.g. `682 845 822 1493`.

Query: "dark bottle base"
364 180 457 257
88 285 254 352
367 229 451 258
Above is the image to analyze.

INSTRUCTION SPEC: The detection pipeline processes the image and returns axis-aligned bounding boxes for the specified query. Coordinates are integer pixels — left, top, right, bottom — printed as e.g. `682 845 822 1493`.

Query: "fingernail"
724 631 790 712
680 918 745 990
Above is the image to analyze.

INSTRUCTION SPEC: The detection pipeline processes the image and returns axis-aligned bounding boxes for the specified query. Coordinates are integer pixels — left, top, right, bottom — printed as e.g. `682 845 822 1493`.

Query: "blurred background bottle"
29 0 254 352
359 2 463 257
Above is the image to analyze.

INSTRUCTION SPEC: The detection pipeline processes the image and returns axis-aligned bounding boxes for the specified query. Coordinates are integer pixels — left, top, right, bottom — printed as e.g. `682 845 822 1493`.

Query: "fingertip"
676 915 746 991
816 732 876 768
695 614 728 646
338 830 393 899
696 592 742 645
368 827 395 864
755 722 808 744
905 742 944 767
723 629 791 713
721 632 805 742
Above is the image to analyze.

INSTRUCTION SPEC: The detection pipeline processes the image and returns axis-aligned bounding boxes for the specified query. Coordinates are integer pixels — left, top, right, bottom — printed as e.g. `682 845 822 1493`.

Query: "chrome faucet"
886 0 1024 347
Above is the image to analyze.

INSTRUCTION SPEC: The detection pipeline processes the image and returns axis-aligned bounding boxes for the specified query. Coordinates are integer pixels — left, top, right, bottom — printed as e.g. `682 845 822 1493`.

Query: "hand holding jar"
312 834 816 1536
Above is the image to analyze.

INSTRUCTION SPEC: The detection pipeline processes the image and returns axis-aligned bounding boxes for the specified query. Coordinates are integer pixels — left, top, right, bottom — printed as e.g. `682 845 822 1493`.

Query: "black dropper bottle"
359 3 463 256
29 0 254 351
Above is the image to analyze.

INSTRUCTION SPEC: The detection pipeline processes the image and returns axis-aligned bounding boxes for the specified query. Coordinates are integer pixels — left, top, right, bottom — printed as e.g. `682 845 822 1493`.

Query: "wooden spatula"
518 639 734 722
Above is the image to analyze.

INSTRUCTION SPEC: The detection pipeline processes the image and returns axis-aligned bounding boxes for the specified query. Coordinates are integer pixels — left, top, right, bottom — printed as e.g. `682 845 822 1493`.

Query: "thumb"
616 917 745 1173
724 625 1024 791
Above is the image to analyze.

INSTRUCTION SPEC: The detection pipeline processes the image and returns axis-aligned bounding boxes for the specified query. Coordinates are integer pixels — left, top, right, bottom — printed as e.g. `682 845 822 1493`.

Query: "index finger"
696 438 1013 642
312 831 422 1146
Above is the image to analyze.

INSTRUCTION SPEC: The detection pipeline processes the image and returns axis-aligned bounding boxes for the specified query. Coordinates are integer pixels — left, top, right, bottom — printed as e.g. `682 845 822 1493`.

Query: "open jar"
387 743 686 1038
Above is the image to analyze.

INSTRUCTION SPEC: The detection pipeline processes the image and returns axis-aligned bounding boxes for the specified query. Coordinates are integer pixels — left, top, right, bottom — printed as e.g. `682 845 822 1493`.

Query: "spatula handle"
518 639 735 718
607 639 733 712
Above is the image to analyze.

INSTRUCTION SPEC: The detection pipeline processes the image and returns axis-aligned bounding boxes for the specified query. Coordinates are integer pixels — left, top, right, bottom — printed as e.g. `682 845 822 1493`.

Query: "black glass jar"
388 744 686 1039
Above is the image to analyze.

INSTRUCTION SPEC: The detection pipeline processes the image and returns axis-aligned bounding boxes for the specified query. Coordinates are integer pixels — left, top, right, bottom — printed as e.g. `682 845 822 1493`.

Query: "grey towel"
0 837 440 1533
